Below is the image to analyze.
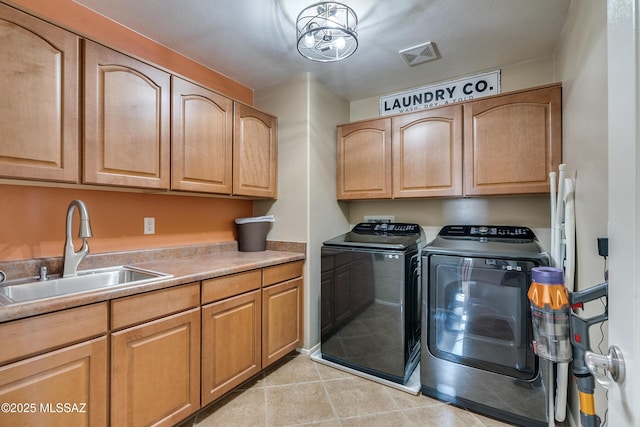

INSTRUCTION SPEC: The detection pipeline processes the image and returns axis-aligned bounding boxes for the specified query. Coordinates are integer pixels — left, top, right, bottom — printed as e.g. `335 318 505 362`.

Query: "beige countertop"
0 245 305 323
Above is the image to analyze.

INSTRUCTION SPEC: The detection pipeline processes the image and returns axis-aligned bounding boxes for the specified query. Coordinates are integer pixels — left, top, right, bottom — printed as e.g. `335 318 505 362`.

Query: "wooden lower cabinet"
0 337 107 427
262 277 303 368
201 289 261 405
262 261 304 368
0 261 303 426
111 308 200 427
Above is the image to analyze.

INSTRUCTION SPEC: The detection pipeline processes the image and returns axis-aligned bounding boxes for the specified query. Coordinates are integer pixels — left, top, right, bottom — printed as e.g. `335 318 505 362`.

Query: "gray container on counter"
235 215 275 252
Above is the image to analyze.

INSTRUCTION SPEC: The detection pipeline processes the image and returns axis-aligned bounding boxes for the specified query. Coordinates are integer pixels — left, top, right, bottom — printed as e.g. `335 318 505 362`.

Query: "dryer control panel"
439 225 537 241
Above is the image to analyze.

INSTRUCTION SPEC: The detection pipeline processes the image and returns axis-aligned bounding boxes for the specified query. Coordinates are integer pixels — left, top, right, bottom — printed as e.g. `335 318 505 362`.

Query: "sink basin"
0 266 172 304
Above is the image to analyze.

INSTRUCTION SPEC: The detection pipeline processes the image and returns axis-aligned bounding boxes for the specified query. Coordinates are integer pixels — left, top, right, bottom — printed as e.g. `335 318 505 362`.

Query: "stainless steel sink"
0 266 172 304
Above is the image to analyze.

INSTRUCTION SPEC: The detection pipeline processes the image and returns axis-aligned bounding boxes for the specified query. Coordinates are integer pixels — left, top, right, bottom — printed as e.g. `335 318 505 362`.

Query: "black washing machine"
421 225 550 427
321 222 424 384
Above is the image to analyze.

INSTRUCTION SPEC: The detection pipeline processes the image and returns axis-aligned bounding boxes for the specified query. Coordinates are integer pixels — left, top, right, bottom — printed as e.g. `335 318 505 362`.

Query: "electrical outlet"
144 217 155 235
364 215 395 223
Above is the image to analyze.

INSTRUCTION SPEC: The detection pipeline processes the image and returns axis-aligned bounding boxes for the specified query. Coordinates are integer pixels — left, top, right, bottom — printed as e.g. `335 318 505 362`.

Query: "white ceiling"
75 0 572 101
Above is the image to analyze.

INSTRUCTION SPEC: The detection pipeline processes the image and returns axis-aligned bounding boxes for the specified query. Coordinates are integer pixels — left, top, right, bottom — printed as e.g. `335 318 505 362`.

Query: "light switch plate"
144 217 155 234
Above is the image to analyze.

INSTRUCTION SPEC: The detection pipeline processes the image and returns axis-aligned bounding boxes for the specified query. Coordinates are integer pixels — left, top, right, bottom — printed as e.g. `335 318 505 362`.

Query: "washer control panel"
353 222 421 235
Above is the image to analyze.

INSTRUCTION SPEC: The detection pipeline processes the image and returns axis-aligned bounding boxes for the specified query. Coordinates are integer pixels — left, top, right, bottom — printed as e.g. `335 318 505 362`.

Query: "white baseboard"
296 343 320 356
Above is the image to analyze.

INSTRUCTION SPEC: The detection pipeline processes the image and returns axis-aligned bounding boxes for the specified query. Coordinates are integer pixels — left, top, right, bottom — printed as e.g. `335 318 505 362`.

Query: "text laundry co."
379 70 501 116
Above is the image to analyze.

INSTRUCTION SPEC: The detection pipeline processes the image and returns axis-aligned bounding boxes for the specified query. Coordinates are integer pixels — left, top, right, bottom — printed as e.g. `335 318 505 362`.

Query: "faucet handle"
38 266 48 281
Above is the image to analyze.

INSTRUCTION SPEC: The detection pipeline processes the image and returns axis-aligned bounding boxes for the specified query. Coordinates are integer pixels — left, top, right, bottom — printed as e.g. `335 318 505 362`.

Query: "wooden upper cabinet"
392 105 463 198
337 118 392 200
172 76 233 194
83 40 171 189
233 103 278 198
463 84 562 196
0 3 79 183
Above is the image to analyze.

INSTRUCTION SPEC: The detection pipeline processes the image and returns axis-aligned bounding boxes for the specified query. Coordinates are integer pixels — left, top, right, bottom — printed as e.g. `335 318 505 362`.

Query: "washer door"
427 254 537 379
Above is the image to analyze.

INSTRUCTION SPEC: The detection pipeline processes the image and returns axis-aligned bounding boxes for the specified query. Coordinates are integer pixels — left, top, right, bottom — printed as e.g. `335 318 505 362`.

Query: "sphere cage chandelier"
296 2 358 62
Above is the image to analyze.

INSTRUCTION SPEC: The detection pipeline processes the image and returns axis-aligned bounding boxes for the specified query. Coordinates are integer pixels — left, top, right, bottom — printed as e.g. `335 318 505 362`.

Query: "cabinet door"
392 106 463 197
111 308 200 427
0 337 107 427
172 76 233 194
233 103 277 198
262 278 303 368
463 85 562 195
0 4 79 183
84 40 170 189
201 289 261 405
337 118 392 200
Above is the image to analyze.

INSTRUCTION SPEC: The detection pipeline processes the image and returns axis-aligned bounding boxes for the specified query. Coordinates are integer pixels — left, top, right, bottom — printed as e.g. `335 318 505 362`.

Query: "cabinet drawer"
0 302 108 365
111 283 199 330
201 270 261 304
263 261 303 287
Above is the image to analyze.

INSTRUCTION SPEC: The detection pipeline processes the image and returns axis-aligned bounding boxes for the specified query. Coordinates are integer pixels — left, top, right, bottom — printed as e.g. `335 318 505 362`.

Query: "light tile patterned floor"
178 353 517 427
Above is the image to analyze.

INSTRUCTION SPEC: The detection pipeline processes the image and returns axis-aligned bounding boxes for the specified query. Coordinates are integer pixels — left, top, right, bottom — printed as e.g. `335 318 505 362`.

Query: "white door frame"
607 0 639 425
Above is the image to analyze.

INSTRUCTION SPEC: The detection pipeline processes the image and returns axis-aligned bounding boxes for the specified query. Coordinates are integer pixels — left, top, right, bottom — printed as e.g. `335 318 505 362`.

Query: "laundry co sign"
379 70 501 116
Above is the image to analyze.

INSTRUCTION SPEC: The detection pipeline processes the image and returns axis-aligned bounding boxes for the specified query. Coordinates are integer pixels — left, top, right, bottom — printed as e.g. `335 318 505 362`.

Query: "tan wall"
1 0 255 261
254 74 310 243
347 196 552 248
306 76 351 349
254 73 351 350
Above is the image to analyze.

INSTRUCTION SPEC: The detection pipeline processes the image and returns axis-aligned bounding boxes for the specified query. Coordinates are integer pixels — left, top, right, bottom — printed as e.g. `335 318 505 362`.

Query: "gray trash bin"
235 215 275 252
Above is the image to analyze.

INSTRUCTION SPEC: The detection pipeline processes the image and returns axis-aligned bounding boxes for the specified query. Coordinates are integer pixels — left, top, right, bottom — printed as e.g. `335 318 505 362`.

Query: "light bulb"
304 33 315 48
335 37 346 50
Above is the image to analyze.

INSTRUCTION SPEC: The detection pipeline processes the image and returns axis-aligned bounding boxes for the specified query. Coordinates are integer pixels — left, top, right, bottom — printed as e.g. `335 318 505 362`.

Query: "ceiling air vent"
399 41 440 66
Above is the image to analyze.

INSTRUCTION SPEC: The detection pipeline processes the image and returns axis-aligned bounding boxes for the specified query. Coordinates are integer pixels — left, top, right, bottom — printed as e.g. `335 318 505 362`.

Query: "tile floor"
178 352 517 427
